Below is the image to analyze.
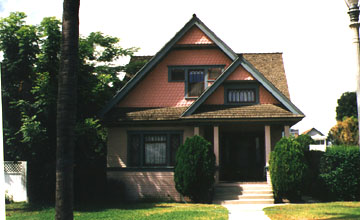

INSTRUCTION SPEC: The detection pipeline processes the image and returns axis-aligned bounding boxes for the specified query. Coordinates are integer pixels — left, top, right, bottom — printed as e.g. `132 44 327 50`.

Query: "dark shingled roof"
242 53 290 99
103 104 303 124
187 104 302 119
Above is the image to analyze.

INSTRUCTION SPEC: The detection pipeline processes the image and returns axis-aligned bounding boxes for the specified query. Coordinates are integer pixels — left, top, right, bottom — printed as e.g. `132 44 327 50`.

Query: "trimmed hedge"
174 135 216 203
269 137 308 202
319 145 360 201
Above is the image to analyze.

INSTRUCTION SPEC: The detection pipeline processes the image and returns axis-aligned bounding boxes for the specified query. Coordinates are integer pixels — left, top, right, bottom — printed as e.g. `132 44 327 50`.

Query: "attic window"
228 89 255 103
169 69 185 81
224 83 259 105
168 65 225 98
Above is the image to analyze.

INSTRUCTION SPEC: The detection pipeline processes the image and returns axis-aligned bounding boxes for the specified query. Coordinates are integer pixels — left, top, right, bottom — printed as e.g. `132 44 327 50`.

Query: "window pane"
129 134 141 166
144 135 167 165
228 89 255 103
208 67 222 80
188 69 205 96
170 134 181 166
170 68 185 81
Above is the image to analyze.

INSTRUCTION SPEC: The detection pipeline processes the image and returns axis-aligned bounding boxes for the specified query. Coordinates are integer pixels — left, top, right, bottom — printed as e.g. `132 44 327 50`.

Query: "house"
99 14 304 201
302 128 327 151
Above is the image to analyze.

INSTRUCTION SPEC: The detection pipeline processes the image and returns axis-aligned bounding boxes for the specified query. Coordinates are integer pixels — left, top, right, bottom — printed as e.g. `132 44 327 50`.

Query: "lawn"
264 202 360 220
6 202 228 220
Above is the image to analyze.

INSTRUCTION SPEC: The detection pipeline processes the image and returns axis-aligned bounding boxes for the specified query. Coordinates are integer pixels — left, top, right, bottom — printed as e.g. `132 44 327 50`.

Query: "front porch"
193 123 290 183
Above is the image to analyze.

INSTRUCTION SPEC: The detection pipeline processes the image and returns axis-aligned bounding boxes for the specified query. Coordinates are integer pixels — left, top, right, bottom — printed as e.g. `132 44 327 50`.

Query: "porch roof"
103 104 303 124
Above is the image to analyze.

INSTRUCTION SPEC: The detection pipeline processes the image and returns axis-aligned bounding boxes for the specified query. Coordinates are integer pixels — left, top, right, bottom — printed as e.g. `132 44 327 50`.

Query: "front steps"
213 182 274 205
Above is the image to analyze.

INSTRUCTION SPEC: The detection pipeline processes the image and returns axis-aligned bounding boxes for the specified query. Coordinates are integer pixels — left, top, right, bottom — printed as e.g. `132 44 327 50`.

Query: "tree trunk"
55 0 80 219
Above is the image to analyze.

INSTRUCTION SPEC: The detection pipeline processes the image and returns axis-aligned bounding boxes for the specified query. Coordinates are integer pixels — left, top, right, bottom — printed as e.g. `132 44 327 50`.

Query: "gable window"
228 89 255 103
128 131 182 167
188 69 205 96
168 65 225 98
224 83 259 105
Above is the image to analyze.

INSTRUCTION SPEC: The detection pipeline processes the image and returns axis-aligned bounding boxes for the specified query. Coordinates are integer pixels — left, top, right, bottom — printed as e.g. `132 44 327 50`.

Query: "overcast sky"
0 0 357 135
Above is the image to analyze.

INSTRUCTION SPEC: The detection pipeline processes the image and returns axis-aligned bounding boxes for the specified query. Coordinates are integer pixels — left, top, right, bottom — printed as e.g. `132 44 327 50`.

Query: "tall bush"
269 137 308 201
174 135 216 203
319 146 360 201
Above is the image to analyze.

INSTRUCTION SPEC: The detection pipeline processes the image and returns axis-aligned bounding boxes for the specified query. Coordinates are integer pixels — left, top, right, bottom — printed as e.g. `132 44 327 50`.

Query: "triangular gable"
182 56 304 116
99 14 237 117
177 26 214 45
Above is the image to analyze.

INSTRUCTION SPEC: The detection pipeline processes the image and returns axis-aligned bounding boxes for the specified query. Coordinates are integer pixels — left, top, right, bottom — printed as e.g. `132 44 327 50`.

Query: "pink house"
100 15 304 201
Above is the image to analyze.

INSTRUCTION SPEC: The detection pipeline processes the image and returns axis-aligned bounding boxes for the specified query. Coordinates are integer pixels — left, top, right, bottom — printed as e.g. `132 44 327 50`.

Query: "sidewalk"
223 204 276 220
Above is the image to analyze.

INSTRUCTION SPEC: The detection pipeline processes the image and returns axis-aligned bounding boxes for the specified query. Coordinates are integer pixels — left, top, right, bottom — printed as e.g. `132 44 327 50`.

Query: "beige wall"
107 126 194 168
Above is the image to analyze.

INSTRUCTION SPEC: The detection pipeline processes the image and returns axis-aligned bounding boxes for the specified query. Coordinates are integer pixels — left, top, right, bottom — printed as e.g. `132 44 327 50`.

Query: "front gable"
100 15 304 122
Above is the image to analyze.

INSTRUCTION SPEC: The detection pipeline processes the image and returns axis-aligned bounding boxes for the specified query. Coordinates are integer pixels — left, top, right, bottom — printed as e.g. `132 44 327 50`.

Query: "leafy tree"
336 92 357 121
328 117 358 146
0 11 138 204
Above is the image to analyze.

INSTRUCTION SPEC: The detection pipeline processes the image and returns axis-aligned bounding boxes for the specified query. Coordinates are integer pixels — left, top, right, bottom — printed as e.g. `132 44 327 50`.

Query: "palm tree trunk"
55 0 80 219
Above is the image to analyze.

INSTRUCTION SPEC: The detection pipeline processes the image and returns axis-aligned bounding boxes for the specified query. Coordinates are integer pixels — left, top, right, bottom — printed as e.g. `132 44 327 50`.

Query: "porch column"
214 126 219 183
284 125 290 137
194 126 200 136
265 125 271 184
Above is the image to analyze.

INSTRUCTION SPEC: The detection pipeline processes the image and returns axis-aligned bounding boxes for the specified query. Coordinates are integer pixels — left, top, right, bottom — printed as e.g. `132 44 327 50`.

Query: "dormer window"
224 83 259 105
168 65 225 98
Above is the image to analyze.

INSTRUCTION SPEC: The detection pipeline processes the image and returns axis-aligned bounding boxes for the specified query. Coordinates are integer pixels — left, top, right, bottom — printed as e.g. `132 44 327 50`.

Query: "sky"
0 0 357 135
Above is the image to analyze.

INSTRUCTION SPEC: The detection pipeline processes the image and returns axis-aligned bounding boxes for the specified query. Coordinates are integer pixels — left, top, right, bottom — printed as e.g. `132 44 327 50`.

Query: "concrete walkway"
223 204 275 220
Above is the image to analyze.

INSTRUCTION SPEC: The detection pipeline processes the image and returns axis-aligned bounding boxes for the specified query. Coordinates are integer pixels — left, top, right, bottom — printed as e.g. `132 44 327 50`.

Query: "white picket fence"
4 161 27 202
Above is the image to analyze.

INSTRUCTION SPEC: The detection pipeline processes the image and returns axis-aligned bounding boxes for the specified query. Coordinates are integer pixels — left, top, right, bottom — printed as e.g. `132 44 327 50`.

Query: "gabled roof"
99 15 304 121
99 14 237 117
181 55 304 116
302 128 325 136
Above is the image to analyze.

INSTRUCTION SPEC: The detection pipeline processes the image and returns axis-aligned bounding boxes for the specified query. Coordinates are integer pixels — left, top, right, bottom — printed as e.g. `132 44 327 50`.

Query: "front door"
220 132 265 181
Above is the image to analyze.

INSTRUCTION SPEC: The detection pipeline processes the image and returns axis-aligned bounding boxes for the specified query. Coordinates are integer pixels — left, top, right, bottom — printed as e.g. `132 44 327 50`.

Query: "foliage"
269 137 308 202
319 146 360 201
0 12 137 203
336 91 357 121
295 134 314 152
6 202 228 220
264 202 360 220
174 135 216 203
328 117 358 146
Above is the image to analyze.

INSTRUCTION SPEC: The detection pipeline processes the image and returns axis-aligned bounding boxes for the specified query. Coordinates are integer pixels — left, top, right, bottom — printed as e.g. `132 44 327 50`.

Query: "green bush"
269 137 308 202
319 145 360 201
174 135 216 203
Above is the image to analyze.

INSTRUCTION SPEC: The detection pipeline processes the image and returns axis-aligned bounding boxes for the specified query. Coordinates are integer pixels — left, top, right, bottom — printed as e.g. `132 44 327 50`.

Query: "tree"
336 92 357 121
328 116 359 146
174 135 215 203
0 11 138 203
55 0 80 219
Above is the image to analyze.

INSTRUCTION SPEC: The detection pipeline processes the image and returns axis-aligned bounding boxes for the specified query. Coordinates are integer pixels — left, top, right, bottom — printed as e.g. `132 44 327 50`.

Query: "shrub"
269 137 308 202
174 135 216 203
296 134 314 152
319 145 360 201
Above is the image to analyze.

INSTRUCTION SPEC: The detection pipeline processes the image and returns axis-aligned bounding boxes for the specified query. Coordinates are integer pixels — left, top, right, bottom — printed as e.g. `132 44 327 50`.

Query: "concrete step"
214 198 275 205
214 193 274 200
213 182 274 205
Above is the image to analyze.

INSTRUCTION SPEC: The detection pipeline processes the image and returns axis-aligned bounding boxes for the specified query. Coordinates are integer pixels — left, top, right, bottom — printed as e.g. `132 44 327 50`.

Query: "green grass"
6 202 228 220
264 202 360 220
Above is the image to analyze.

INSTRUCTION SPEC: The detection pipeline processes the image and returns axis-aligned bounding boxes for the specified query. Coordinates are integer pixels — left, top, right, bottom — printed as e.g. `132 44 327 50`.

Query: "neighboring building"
99 15 304 201
303 128 327 151
290 129 299 137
